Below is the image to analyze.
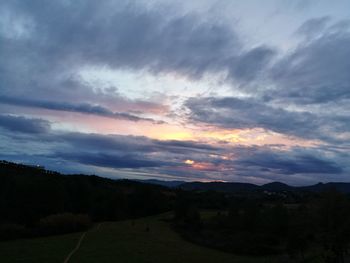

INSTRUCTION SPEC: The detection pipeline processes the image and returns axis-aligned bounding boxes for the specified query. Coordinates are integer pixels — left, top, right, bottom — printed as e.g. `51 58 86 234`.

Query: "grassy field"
0 213 283 263
0 232 81 263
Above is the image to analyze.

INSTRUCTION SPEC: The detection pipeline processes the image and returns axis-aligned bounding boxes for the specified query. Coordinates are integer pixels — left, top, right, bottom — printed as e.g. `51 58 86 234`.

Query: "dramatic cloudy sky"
1 0 349 185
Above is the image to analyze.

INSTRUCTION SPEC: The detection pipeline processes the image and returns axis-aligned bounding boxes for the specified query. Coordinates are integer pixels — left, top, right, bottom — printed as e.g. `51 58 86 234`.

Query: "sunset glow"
1 0 349 185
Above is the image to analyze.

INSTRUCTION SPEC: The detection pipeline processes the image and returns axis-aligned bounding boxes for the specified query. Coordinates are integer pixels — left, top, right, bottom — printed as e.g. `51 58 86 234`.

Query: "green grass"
71 213 281 263
199 209 227 220
0 214 283 263
0 232 81 263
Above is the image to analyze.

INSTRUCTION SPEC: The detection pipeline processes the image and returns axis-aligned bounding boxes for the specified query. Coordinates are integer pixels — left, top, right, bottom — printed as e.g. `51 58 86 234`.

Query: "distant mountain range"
2 160 350 194
182 181 350 194
140 180 350 194
135 179 186 188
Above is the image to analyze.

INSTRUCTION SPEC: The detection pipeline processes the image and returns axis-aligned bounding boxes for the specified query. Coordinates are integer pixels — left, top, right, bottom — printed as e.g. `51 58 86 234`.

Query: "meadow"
0 213 281 263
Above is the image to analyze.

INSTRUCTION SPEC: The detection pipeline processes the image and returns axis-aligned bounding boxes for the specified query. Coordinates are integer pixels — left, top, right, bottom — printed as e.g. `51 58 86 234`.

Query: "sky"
0 0 349 185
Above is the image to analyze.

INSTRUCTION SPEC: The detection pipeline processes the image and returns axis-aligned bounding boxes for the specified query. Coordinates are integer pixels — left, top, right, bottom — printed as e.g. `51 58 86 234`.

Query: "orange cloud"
46 112 322 150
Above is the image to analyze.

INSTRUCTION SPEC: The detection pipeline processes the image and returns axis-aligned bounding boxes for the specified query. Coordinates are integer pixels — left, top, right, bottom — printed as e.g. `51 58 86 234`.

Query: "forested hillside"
0 161 173 240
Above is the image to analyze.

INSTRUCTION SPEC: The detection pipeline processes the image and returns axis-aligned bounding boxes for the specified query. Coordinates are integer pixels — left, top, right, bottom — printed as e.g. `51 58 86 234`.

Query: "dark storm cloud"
230 145 349 184
0 96 163 123
3 127 222 170
0 0 275 99
52 133 219 170
5 0 237 76
155 140 219 152
54 152 170 169
270 19 350 104
228 46 276 82
0 114 50 134
186 97 318 138
0 114 347 184
0 1 349 183
1 2 348 107
235 150 342 175
58 132 219 156
0 123 220 170
186 96 350 143
181 17 350 144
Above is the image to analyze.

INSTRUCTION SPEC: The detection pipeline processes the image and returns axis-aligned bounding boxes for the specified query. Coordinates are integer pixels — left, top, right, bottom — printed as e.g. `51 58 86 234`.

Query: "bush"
0 224 29 241
39 213 91 235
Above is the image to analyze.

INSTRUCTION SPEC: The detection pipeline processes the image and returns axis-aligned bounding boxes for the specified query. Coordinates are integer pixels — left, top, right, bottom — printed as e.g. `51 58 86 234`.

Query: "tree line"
0 161 173 240
173 189 350 263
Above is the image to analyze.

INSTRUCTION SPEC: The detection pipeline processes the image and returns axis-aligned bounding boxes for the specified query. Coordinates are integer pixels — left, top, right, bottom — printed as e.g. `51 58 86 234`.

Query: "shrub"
39 213 91 235
0 223 29 241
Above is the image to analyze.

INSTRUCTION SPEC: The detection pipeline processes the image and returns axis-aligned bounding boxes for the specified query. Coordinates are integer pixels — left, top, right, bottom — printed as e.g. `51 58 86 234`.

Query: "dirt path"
63 223 101 263
63 232 86 263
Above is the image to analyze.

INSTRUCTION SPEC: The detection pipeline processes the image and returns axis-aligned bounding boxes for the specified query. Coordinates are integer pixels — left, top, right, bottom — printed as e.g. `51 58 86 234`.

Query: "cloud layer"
0 0 349 184
0 114 347 185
